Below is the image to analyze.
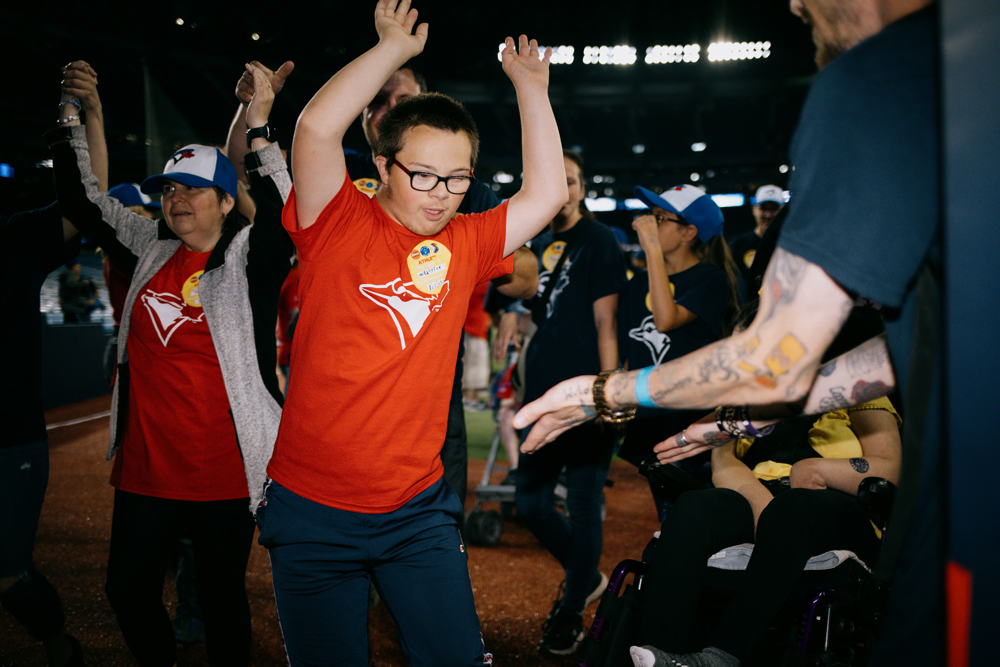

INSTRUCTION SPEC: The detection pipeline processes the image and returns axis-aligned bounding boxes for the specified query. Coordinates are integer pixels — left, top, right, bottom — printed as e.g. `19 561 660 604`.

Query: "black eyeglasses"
393 161 474 195
655 213 686 226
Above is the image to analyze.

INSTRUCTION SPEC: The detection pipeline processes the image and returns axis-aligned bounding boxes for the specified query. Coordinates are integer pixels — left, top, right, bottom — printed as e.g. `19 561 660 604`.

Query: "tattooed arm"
789 406 901 493
652 333 896 464
515 248 854 452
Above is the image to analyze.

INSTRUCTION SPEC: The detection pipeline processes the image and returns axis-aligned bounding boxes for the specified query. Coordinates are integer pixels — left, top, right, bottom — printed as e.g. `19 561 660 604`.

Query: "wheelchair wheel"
464 509 483 545
476 510 504 546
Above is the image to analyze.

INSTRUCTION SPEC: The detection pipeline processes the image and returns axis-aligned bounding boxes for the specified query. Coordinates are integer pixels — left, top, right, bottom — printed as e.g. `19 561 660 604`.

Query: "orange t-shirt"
112 245 247 501
267 175 513 512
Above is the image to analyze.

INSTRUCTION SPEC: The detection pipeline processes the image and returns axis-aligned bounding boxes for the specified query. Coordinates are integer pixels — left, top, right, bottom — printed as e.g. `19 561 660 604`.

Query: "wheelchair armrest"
856 477 897 533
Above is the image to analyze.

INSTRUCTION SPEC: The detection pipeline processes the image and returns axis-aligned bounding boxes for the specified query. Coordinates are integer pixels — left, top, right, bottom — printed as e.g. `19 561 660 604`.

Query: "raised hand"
236 60 294 106
501 35 551 91
245 63 276 130
374 0 428 59
632 214 662 253
60 61 101 114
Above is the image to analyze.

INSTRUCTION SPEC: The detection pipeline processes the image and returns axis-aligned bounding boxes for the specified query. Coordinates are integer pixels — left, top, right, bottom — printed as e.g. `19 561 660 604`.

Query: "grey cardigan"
47 126 293 511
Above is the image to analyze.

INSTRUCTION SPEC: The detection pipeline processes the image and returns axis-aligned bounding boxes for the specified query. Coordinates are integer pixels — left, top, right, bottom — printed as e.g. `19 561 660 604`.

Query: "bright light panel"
497 44 575 64
645 44 700 64
708 41 771 62
710 193 745 208
583 46 637 65
586 197 618 212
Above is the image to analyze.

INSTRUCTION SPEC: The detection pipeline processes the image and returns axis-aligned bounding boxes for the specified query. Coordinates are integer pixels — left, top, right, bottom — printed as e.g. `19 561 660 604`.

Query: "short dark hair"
400 61 428 93
375 92 480 169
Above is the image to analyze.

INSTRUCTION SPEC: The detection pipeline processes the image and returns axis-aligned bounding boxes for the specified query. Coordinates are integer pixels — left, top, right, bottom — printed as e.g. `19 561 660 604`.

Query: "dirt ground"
2 395 661 666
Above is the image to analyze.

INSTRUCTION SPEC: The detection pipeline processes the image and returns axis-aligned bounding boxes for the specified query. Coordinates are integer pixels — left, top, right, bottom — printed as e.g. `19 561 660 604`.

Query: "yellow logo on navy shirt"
542 241 566 271
406 241 452 295
644 283 676 312
743 249 756 269
181 271 204 308
353 177 379 198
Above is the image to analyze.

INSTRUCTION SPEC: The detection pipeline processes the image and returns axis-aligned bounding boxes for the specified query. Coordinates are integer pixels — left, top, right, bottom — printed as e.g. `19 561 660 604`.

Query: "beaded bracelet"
593 369 637 424
715 405 775 439
59 98 82 110
57 115 80 125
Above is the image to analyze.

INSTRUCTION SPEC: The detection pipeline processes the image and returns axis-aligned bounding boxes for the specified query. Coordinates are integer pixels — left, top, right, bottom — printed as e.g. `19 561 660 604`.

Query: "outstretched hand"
61 61 101 113
512 375 598 453
374 0 428 59
236 60 294 106
652 412 733 464
501 35 551 90
244 63 277 129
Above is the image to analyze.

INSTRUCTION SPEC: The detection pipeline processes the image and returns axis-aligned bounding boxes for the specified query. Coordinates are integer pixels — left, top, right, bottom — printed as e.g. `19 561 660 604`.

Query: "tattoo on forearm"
845 337 890 379
736 336 759 360
850 380 889 404
650 376 694 404
562 384 591 401
703 430 735 446
581 405 597 419
818 359 836 377
736 334 807 390
818 386 852 412
760 250 807 323
850 457 870 473
694 345 739 386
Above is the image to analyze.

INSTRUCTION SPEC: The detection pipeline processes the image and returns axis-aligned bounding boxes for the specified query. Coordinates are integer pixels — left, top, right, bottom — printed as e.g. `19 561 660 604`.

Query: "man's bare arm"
514 248 854 450
653 333 896 465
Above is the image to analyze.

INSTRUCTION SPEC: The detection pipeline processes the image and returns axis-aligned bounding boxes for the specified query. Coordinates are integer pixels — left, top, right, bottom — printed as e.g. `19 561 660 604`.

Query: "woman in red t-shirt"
53 62 293 667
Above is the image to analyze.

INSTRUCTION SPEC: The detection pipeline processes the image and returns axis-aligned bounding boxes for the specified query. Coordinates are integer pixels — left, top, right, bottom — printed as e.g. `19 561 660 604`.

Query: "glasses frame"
392 161 475 195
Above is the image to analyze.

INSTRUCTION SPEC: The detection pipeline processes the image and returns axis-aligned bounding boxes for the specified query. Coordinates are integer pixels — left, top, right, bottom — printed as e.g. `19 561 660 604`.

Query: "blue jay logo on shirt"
628 314 671 366
537 242 572 319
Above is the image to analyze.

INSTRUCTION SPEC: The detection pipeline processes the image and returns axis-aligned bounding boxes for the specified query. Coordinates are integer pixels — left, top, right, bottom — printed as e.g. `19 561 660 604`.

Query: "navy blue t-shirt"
524 219 627 404
3 203 80 447
618 262 728 458
775 6 941 662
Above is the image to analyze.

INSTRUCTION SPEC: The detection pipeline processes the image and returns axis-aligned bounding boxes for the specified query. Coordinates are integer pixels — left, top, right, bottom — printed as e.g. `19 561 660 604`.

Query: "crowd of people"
2 0 944 666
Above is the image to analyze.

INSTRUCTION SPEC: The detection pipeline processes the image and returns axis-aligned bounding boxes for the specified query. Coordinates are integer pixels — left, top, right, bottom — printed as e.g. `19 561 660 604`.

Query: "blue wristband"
634 367 657 408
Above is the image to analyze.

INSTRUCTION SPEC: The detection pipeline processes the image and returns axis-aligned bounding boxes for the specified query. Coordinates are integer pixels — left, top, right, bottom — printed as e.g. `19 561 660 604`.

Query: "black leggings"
105 490 256 667
639 487 882 661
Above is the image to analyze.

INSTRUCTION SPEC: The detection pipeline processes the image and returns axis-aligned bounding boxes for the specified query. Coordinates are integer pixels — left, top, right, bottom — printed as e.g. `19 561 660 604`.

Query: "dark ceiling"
3 1 818 225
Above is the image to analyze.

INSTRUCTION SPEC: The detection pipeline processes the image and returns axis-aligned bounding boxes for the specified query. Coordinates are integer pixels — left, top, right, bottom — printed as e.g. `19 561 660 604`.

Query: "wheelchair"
576 466 896 667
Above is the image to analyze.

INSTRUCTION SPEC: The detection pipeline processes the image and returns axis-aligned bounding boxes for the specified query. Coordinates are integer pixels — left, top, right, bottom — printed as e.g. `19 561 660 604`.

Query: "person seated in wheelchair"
630 303 902 667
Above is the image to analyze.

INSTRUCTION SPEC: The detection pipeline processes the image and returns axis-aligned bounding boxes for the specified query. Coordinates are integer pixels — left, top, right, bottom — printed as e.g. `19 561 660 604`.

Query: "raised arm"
291 0 427 229
59 60 108 240
500 36 567 255
514 247 854 450
225 60 294 184
52 62 153 253
632 213 698 332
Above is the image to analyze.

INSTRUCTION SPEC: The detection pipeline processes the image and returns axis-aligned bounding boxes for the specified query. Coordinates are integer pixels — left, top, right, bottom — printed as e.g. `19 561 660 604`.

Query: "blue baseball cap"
141 145 238 199
634 184 724 242
108 183 161 209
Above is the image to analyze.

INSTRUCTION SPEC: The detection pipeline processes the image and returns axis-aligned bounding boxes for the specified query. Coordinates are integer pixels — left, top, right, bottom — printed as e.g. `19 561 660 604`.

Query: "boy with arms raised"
255 1 567 664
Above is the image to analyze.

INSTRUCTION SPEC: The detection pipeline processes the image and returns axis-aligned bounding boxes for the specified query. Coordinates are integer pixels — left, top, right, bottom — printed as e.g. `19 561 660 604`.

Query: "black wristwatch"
246 124 273 148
